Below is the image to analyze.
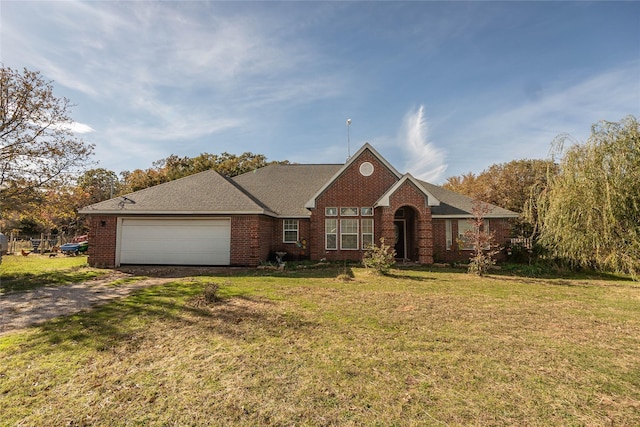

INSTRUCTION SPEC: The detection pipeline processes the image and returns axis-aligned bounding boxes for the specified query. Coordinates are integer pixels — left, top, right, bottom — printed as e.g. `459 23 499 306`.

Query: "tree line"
2 65 638 276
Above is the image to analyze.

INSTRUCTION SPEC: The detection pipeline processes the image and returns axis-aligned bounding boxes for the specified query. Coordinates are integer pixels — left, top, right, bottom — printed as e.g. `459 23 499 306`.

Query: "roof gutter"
78 209 280 217
432 213 520 219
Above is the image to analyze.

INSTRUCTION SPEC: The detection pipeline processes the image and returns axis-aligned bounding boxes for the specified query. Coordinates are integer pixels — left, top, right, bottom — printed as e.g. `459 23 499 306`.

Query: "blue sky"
1 1 638 183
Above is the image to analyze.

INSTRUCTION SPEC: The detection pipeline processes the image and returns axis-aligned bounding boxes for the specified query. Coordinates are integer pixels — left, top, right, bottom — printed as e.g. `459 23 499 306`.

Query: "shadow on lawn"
0 270 105 294
492 262 636 282
385 272 436 282
31 282 311 353
489 271 638 288
116 264 351 280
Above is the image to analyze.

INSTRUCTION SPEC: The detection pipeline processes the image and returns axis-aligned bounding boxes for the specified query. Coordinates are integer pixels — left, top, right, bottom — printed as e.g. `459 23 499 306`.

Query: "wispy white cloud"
112 116 240 143
491 64 638 138
40 121 94 134
441 62 640 176
3 0 635 178
67 122 95 134
399 106 448 183
0 1 346 161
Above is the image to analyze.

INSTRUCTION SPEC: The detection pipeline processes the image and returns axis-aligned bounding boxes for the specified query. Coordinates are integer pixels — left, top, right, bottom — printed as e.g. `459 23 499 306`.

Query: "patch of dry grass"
1 267 638 425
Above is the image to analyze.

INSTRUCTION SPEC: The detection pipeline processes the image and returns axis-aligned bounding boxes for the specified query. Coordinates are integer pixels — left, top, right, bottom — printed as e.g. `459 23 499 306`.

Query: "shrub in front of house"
362 238 396 275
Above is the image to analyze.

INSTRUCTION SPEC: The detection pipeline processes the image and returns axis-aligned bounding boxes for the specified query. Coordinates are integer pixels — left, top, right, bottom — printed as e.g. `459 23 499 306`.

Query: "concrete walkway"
0 272 175 336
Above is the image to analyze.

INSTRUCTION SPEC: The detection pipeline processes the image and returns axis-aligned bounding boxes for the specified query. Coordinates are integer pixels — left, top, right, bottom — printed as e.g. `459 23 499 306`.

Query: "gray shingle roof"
79 169 270 214
232 164 342 217
79 156 517 219
419 180 518 217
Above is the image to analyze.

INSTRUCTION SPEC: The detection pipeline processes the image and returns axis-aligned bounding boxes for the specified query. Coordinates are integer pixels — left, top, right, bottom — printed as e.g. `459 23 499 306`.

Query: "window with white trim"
325 207 337 216
340 219 359 249
283 219 299 243
445 219 452 250
325 219 338 250
361 218 374 249
361 207 373 216
340 207 358 216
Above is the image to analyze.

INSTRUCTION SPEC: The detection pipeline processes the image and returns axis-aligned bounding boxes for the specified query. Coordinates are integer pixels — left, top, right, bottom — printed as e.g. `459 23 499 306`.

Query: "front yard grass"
1 266 638 425
0 254 109 294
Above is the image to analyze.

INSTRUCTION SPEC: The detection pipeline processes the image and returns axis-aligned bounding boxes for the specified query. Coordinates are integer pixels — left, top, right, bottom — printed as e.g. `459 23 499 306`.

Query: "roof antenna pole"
346 118 352 161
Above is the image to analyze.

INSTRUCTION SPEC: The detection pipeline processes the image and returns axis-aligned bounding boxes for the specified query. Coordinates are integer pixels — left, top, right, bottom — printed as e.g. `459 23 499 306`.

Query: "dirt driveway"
0 266 242 336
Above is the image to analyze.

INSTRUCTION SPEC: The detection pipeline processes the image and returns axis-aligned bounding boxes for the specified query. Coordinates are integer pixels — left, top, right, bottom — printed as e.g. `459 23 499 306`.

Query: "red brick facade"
386 180 434 264
431 218 513 263
84 146 515 268
309 150 399 262
86 215 118 268
229 215 313 265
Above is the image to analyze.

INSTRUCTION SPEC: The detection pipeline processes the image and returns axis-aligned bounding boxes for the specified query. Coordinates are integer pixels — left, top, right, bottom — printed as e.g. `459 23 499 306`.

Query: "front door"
394 220 406 259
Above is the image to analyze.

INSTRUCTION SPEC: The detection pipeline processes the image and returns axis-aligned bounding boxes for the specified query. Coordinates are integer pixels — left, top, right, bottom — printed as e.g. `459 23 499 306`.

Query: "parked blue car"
60 241 89 255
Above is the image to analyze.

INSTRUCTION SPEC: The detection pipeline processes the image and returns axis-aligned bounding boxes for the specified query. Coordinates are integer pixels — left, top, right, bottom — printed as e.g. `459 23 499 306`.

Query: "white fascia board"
79 209 278 217
304 143 403 209
432 213 520 219
374 174 441 207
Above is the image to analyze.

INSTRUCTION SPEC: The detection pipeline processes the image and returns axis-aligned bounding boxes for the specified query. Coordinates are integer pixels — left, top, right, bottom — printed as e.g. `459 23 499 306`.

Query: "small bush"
203 282 220 303
362 238 396 275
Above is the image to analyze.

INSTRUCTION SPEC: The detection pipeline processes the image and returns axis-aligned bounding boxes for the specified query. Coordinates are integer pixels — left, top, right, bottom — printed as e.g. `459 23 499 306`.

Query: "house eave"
432 213 520 219
78 209 279 217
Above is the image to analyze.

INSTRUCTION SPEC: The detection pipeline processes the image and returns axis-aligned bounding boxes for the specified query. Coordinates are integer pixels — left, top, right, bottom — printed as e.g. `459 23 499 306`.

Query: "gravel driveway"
0 272 175 336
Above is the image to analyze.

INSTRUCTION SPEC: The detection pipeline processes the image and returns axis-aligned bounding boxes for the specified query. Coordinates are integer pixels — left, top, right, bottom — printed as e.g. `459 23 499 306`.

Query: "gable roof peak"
304 143 402 209
348 143 402 179
375 173 441 208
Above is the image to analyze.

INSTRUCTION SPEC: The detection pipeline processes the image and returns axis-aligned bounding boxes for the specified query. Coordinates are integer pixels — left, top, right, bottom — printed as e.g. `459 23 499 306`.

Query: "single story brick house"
79 143 518 268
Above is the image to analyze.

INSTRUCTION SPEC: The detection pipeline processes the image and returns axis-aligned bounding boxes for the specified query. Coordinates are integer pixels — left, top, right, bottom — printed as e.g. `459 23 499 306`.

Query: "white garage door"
119 218 231 265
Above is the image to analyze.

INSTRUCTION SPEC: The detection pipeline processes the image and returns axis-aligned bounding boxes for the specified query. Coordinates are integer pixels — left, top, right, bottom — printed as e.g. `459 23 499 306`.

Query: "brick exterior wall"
229 215 273 266
230 215 313 266
309 150 400 262
86 215 118 268
387 180 434 264
86 212 512 268
432 217 513 263
269 218 311 262
305 148 446 265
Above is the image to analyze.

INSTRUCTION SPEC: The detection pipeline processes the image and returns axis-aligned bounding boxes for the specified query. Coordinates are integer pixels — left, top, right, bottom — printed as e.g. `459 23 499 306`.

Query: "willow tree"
537 116 640 277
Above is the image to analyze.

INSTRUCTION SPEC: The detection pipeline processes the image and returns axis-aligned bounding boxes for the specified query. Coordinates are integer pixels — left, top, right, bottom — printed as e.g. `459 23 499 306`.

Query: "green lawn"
1 265 638 425
0 254 109 294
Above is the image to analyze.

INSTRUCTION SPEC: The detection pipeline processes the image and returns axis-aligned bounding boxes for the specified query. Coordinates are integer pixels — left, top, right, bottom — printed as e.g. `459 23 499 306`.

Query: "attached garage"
117 218 231 266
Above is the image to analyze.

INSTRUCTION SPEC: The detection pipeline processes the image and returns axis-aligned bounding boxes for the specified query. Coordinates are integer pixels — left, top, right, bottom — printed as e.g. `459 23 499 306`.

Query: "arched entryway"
393 206 418 261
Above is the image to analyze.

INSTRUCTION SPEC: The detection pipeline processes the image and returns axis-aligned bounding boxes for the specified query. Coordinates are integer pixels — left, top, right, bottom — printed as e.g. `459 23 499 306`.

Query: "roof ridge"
118 168 220 198
224 174 275 213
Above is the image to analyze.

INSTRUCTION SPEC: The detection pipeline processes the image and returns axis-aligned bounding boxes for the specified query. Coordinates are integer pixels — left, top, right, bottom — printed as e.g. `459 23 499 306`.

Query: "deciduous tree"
76 168 121 205
120 152 288 193
463 200 499 276
0 66 94 210
0 66 93 263
444 159 558 236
